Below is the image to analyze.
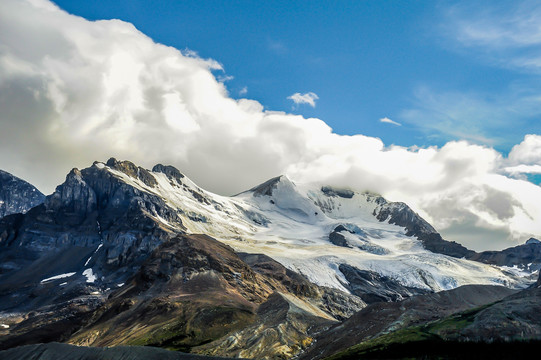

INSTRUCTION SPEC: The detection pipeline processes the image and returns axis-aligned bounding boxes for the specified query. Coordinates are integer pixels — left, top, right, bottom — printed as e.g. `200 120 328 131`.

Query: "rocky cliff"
0 169 45 218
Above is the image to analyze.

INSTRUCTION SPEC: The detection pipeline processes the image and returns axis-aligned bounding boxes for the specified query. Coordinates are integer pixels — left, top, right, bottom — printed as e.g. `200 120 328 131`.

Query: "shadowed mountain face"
469 238 541 272
0 169 45 219
318 285 541 360
373 198 475 259
0 159 184 316
1 233 362 358
300 285 518 360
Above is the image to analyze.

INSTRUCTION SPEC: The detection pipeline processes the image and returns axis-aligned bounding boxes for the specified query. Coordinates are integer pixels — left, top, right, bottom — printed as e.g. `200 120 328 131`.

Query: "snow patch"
500 265 533 278
83 268 96 283
40 272 76 283
84 242 103 266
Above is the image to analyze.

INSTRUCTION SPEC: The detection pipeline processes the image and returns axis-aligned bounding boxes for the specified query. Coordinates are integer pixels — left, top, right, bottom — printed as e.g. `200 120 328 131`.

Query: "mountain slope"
322 285 541 360
301 284 518 360
0 169 45 218
469 238 541 273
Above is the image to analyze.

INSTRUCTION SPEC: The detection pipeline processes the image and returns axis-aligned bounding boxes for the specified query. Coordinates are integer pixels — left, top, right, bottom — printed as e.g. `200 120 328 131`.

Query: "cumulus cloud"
1 0 541 250
287 92 319 107
380 117 401 126
508 134 541 165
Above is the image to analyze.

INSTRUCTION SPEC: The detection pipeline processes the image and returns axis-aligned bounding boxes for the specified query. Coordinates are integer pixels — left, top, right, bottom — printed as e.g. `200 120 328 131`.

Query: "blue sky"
52 0 541 154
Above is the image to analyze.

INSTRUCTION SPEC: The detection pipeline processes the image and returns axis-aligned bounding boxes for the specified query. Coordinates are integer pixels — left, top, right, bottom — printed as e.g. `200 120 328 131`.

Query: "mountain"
300 284 518 359
0 158 538 359
0 169 45 218
468 238 541 273
319 284 541 360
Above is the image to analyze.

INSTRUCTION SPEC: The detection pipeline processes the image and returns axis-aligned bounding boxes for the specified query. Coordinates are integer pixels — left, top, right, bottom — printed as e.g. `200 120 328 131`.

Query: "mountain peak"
100 158 157 188
152 163 185 183
0 169 45 218
244 175 292 197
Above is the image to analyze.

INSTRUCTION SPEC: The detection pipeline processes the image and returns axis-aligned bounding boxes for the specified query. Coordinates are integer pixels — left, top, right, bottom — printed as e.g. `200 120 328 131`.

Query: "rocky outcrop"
430 287 541 343
239 253 365 321
468 238 541 271
0 169 45 218
321 186 354 199
339 264 430 304
329 225 352 248
374 199 475 258
0 159 186 315
244 175 283 197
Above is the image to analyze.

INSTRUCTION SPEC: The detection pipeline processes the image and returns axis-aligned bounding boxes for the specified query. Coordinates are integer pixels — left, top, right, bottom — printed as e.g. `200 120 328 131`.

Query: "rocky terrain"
469 237 541 272
0 169 45 219
300 284 518 359
0 158 540 359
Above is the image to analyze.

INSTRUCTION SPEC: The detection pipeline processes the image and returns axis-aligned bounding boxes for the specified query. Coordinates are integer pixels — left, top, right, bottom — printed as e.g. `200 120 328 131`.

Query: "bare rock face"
338 264 430 304
469 238 541 272
0 159 185 316
0 169 45 219
374 198 475 258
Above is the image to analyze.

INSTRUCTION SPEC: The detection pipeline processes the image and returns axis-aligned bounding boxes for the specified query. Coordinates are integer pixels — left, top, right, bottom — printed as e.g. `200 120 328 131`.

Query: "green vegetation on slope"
324 303 541 359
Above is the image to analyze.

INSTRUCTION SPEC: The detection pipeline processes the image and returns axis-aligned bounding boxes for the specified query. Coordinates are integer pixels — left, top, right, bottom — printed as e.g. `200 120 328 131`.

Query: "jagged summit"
152 163 185 181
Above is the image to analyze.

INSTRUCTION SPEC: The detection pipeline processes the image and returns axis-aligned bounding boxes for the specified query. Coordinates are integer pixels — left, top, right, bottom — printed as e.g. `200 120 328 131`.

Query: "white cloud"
401 86 541 145
379 117 401 126
239 86 248 96
287 92 319 107
508 134 541 165
1 0 541 251
217 74 234 83
504 164 541 175
443 1 541 72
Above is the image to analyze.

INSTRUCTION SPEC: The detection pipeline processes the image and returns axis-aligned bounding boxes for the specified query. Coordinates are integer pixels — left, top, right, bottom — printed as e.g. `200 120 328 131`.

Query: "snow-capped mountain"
7 158 530 294
92 159 528 293
1 158 540 358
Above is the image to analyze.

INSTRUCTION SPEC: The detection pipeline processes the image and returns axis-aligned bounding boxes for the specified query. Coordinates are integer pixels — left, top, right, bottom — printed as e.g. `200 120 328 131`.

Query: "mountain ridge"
0 158 539 359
